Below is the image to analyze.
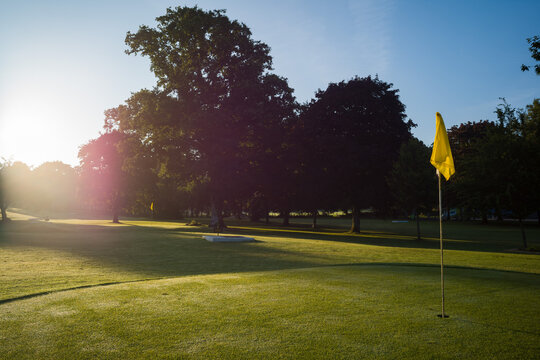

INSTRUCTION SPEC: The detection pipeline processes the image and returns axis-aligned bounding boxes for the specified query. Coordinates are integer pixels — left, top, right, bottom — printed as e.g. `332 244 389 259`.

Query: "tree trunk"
236 203 242 220
282 209 290 226
519 217 527 249
264 198 270 224
217 212 226 232
211 200 226 232
112 193 120 223
496 207 503 222
350 205 360 233
112 211 119 223
1 207 7 221
481 212 488 224
312 209 317 229
415 208 421 240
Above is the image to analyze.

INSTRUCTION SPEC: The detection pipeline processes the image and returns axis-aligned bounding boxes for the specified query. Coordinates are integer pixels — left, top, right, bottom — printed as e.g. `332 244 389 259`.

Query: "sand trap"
203 235 255 242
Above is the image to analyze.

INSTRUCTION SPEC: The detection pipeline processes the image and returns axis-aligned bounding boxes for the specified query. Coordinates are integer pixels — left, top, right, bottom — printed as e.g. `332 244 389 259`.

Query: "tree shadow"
1 217 538 303
0 219 327 279
1 217 536 285
163 221 535 254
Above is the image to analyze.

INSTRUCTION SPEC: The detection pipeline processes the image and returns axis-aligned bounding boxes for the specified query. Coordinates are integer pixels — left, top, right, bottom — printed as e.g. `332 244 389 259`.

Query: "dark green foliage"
449 99 540 247
118 6 297 230
447 120 498 221
521 35 540 75
388 138 436 239
299 76 413 232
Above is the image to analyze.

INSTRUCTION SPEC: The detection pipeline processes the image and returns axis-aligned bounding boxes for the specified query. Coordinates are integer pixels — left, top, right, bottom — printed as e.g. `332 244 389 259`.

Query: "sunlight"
1 72 99 167
2 93 67 166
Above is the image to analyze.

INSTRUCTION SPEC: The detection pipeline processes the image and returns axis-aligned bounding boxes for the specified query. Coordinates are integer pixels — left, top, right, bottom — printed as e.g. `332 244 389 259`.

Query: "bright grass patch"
0 212 539 359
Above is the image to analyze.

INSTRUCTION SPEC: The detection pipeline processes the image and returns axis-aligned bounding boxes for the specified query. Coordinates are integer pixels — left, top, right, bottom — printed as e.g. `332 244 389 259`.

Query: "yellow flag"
150 202 154 211
430 112 455 180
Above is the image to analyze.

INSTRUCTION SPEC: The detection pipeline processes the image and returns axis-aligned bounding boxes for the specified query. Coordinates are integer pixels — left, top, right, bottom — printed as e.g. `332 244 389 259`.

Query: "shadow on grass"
0 219 329 279
0 216 537 287
162 221 536 254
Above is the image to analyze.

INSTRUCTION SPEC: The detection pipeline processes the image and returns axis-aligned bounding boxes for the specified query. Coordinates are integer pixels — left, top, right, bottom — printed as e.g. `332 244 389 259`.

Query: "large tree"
117 6 296 230
300 76 414 232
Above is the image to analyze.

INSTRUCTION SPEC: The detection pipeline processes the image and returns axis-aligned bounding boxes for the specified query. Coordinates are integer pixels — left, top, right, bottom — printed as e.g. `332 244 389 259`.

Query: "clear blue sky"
1 0 539 167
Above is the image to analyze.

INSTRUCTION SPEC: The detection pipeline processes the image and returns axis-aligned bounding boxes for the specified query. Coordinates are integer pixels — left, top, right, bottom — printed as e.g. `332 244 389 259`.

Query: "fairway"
1 213 539 359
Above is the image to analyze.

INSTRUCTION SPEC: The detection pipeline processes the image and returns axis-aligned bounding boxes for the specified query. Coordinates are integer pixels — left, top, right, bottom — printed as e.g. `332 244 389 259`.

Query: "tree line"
1 7 538 246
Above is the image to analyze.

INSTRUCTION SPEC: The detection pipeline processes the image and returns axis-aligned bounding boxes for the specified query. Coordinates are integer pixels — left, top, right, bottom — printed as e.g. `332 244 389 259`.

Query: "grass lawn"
0 211 539 359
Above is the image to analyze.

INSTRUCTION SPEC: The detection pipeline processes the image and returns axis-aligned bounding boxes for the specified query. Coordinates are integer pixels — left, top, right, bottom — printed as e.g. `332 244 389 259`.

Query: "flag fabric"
430 112 455 180
150 202 154 211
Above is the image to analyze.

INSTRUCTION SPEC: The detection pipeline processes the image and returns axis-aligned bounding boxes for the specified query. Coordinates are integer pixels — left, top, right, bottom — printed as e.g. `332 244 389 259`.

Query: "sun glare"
1 64 102 167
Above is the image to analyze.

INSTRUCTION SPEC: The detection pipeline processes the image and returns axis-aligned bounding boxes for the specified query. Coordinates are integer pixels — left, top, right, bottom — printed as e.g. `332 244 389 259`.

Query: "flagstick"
437 170 448 318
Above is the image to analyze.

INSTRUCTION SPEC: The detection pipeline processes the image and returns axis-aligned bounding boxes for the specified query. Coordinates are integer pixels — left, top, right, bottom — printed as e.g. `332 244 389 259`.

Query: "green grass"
0 211 539 359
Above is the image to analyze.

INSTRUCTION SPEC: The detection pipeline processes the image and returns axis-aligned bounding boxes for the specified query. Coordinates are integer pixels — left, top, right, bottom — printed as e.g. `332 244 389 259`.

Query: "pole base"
437 314 449 318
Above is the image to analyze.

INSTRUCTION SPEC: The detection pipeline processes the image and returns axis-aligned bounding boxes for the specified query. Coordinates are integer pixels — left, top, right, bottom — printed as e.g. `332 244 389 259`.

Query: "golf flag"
150 202 154 211
430 112 455 180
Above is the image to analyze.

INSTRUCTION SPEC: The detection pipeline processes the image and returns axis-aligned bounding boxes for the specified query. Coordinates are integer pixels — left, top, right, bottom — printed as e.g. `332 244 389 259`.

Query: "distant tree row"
0 161 77 219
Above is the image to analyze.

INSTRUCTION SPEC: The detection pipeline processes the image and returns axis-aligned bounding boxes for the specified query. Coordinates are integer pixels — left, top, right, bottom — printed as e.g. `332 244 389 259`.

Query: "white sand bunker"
203 235 255 242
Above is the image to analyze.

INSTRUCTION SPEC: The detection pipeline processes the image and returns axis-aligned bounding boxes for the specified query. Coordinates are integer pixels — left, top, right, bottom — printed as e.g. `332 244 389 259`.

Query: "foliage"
521 35 540 75
299 76 413 232
78 131 130 222
115 6 297 229
388 138 436 239
0 161 33 220
450 99 540 247
31 161 78 212
0 159 9 221
447 120 498 220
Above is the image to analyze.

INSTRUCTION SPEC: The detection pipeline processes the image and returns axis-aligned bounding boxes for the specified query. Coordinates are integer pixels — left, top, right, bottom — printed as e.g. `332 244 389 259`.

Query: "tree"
78 131 129 223
300 76 413 232
466 99 539 248
32 161 77 212
388 138 436 239
447 120 498 221
522 99 540 224
118 6 296 230
0 159 9 221
521 35 540 75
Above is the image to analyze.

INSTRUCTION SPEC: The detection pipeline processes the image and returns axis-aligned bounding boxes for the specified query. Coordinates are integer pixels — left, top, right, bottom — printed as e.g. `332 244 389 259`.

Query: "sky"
1 0 539 167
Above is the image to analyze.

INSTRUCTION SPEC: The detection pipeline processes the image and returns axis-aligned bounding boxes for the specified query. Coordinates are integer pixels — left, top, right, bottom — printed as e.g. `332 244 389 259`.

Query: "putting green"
0 265 538 359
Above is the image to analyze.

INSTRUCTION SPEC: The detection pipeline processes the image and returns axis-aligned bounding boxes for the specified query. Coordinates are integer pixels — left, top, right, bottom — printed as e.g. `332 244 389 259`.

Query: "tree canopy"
299 76 414 232
114 6 297 229
388 138 436 239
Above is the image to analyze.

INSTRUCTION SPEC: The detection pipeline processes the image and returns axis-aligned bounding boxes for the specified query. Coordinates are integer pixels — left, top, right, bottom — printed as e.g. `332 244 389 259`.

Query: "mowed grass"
0 211 539 359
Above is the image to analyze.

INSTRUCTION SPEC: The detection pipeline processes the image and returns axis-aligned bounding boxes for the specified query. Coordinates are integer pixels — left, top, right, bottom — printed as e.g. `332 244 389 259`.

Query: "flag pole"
431 112 453 318
437 169 448 318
